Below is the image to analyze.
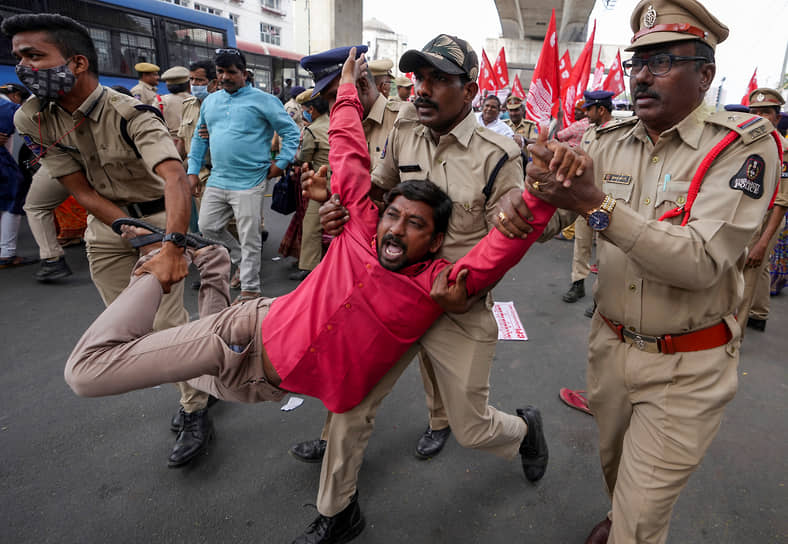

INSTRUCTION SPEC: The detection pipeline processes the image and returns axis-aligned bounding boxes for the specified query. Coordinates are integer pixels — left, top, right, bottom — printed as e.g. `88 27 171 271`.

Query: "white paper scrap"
493 301 528 341
281 396 304 411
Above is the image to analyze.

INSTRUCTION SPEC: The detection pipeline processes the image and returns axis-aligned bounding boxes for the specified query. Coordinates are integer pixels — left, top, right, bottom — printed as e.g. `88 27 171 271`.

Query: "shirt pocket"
450 199 487 241
602 180 634 203
655 180 690 215
97 142 151 182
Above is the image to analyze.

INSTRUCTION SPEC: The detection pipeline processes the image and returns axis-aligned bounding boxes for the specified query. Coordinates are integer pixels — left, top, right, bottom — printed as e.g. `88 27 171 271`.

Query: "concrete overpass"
494 0 597 43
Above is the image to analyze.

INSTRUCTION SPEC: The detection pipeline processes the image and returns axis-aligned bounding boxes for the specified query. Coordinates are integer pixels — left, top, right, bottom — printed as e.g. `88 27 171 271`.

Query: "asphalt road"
1 199 786 544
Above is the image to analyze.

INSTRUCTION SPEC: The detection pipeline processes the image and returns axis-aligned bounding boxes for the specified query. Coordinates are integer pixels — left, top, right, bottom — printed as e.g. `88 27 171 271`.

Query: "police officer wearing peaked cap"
301 45 369 99
501 1 780 542
131 61 160 105
368 58 393 97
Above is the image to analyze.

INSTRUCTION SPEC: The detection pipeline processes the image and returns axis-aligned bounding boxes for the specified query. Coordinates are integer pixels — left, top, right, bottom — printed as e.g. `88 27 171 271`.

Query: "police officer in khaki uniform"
503 95 538 150
393 75 413 102
502 2 780 542
157 66 191 141
737 87 788 332
5 14 215 468
291 89 329 281
368 58 393 98
292 37 548 543
130 62 160 105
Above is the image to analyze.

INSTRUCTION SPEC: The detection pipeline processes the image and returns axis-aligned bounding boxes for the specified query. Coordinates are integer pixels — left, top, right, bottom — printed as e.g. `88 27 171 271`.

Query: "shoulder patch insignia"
603 173 632 185
782 160 788 179
729 154 765 198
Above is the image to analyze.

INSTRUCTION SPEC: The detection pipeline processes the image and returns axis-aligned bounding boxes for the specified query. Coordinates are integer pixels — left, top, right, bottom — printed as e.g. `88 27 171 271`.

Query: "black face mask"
16 61 77 101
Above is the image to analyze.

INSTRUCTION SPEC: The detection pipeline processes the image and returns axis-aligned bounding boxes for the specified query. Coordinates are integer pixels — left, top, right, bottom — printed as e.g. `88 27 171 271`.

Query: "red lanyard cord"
32 112 87 166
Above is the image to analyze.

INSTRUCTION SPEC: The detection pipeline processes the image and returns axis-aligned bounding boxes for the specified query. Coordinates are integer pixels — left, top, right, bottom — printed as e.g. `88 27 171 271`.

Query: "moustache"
413 97 438 109
633 85 659 100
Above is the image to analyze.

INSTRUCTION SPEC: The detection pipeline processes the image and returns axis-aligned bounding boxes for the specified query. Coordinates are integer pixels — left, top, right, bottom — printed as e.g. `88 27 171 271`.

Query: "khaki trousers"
83 212 206 412
23 167 69 260
586 312 741 544
66 246 286 405
317 298 527 516
299 199 323 271
738 225 781 323
571 216 594 283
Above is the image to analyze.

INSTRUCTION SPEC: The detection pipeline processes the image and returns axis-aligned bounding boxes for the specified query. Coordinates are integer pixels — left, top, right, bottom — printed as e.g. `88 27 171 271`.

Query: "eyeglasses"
215 48 241 56
622 53 708 77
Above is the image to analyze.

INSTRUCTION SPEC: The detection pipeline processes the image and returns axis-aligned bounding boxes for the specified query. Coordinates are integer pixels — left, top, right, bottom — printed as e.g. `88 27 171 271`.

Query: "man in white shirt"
476 95 514 139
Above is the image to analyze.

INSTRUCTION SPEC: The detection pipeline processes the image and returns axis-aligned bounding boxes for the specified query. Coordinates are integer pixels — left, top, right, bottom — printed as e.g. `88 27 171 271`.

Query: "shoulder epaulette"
474 125 520 159
706 110 773 145
385 99 402 113
596 115 638 135
107 89 165 122
394 101 420 124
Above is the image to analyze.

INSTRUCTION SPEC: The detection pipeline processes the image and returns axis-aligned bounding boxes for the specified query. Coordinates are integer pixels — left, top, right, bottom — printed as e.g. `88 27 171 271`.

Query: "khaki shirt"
504 118 538 141
159 91 190 137
284 97 304 130
130 81 158 106
14 85 180 205
362 93 400 173
775 134 788 208
178 95 211 183
372 104 524 262
297 112 329 170
590 106 778 335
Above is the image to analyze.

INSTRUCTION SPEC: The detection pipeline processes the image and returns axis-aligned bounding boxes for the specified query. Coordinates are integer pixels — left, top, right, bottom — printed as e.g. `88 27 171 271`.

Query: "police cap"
300 45 369 97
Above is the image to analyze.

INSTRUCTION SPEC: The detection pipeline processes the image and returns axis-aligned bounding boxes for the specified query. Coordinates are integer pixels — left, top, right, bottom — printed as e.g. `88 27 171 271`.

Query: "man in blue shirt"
188 48 299 302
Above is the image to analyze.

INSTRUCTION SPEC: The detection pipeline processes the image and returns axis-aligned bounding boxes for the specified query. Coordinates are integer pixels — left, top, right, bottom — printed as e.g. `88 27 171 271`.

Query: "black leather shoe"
415 426 451 459
746 317 766 332
170 396 219 432
167 408 214 467
292 491 365 544
584 518 611 544
290 439 327 463
34 256 72 282
289 269 310 281
562 279 585 303
584 300 597 319
517 406 548 482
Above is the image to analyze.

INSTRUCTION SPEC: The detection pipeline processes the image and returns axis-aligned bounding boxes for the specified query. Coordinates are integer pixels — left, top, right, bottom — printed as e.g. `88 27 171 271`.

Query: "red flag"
479 50 497 93
406 71 416 97
558 50 572 99
561 21 596 127
526 9 560 124
493 47 510 89
602 50 626 97
742 68 758 105
591 50 605 91
511 74 526 99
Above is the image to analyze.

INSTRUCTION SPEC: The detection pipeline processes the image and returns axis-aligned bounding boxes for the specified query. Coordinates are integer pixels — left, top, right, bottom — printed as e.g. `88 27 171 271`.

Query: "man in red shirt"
65 53 554 541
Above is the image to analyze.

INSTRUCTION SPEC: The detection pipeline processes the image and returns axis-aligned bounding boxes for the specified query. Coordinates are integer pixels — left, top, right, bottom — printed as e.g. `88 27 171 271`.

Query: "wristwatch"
586 195 616 231
162 232 188 248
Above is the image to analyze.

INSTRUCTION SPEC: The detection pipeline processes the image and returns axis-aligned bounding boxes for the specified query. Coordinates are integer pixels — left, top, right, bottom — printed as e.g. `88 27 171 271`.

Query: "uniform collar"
365 93 387 126
74 84 107 121
626 104 707 150
417 109 476 149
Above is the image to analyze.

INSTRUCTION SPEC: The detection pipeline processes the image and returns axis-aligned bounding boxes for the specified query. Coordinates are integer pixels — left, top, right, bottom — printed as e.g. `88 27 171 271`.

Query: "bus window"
165 21 225 68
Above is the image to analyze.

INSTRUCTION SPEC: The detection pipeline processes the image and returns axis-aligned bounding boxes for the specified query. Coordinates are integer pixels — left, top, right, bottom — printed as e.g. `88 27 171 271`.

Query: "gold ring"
533 181 542 192
498 210 507 223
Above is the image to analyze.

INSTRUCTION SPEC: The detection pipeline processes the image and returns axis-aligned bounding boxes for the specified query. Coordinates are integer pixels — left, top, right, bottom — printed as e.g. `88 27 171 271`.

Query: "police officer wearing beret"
737 87 788 333
500 1 781 541
293 36 547 544
4 14 217 468
131 61 160 106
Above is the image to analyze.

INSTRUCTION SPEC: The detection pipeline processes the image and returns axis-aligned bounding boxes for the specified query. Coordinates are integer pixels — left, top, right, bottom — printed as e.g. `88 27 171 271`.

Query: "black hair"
693 41 715 71
1 14 99 76
166 82 190 94
110 85 133 97
189 59 216 80
483 95 501 107
383 180 452 237
304 95 330 114
214 48 246 71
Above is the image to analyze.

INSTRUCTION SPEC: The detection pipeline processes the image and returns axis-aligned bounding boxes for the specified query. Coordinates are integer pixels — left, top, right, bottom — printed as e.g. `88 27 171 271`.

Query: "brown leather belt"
599 313 732 355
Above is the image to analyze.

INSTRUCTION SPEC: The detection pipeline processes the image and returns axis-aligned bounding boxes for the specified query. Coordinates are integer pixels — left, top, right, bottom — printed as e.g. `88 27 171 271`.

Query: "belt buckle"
622 329 661 353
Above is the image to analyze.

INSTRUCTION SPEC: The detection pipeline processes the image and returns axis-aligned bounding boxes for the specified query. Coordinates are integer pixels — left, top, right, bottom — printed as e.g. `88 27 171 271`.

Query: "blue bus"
0 0 236 92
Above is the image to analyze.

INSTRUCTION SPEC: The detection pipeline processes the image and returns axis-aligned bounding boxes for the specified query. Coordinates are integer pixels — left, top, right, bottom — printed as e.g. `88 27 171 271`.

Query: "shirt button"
326 324 333 331
345 303 351 309
629 283 637 291
365 263 371 269
677 195 686 204
309 347 316 353
358 282 363 288
651 156 659 163
643 197 651 205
